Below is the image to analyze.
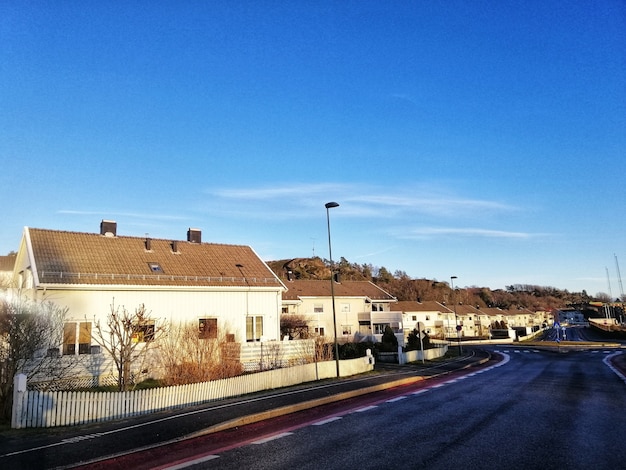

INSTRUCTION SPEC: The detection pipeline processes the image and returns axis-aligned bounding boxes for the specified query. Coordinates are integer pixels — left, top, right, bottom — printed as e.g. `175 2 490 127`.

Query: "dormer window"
148 262 163 273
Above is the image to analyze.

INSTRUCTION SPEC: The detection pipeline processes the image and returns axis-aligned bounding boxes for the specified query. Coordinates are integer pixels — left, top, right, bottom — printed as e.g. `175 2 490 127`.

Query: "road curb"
185 375 425 439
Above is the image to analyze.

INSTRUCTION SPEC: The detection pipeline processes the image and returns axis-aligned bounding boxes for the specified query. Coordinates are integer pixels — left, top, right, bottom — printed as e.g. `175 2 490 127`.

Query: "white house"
281 279 404 345
9 221 287 379
395 300 454 341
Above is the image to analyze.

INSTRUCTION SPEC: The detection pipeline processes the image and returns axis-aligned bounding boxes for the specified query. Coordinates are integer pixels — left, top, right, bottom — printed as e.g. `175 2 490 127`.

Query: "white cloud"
401 227 533 239
204 183 518 220
209 183 345 201
57 210 187 221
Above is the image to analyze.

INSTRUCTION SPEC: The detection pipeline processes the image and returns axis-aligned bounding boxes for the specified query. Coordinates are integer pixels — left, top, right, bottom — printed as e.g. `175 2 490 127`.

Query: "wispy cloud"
401 227 533 239
209 183 345 201
352 246 397 260
205 183 518 220
57 210 187 221
346 194 515 217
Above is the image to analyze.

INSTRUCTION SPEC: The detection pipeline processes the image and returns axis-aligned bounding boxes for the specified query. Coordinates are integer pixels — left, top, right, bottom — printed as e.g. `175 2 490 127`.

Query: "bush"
379 325 399 352
405 328 432 351
338 341 375 359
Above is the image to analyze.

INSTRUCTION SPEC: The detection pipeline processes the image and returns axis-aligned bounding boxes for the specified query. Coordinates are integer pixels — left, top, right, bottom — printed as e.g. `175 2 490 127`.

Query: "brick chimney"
100 220 117 237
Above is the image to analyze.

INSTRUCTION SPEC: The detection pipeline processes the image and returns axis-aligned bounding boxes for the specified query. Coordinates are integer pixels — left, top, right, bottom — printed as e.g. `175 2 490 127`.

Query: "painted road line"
354 405 378 413
162 454 220 470
251 432 294 445
313 417 342 426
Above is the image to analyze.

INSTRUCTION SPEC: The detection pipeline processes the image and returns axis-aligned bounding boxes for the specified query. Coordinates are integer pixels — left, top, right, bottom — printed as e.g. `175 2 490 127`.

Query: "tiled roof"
448 304 481 315
0 254 16 272
282 279 396 301
478 307 509 317
395 300 452 313
26 228 284 288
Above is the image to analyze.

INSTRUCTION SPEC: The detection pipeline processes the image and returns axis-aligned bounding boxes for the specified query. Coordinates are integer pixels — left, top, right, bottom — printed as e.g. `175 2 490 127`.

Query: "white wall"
37 287 282 344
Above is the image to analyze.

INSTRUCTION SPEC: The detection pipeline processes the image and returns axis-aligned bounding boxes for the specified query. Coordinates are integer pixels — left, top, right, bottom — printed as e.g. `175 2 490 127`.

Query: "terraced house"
281 278 404 346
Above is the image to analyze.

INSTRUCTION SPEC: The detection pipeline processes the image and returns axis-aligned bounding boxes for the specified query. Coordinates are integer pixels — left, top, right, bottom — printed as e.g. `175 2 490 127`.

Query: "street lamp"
451 276 462 355
325 201 340 377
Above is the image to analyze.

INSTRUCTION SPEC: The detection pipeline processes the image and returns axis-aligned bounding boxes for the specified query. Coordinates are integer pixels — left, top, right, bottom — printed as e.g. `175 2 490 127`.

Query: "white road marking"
251 432 293 445
386 396 407 403
354 405 378 413
162 454 220 469
313 417 342 426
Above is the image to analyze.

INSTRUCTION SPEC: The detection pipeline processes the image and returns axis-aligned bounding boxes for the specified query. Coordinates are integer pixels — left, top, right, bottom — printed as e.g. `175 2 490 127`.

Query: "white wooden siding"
38 287 282 343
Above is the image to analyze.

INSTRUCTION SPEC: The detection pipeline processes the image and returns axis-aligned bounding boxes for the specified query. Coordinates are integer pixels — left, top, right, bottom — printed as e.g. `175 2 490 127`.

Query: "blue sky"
1 1 625 296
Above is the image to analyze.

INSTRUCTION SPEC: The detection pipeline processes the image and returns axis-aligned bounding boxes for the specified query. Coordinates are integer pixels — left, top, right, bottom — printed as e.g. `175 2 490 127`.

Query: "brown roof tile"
394 300 452 313
0 254 16 272
282 279 396 301
27 228 283 288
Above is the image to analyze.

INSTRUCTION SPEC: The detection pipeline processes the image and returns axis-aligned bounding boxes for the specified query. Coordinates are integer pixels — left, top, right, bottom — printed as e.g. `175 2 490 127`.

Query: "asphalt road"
160 347 626 470
2 345 625 469
0 350 490 469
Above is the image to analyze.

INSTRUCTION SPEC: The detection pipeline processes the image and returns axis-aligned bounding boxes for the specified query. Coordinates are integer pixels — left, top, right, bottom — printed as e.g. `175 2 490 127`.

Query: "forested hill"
266 257 596 312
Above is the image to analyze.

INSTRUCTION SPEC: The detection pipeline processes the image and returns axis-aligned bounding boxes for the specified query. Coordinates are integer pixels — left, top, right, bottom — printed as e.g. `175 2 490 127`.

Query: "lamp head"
325 202 339 209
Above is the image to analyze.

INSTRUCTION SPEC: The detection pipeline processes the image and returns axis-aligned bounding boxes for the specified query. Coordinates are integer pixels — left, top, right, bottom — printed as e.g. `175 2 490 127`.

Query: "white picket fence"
11 355 374 429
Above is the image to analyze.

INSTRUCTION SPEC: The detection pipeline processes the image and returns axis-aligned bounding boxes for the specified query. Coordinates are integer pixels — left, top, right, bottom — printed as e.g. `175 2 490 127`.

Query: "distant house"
451 304 483 338
395 300 454 342
281 279 404 345
9 220 287 379
0 252 17 294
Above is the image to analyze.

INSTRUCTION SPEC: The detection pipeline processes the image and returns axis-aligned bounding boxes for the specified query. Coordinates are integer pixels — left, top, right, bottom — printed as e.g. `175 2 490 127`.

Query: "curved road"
2 343 625 469
80 347 626 470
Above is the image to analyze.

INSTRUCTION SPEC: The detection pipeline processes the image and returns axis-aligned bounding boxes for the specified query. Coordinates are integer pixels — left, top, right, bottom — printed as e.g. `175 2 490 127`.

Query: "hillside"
266 257 595 312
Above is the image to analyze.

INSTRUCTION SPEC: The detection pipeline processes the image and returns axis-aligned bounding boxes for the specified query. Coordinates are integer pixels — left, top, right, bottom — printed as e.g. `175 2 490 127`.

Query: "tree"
374 266 393 284
92 302 166 391
380 325 399 352
280 314 310 340
0 297 73 420
406 328 432 351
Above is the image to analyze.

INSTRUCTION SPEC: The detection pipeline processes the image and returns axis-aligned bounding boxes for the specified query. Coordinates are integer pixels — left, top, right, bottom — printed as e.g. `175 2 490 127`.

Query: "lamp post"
325 201 340 378
451 276 462 355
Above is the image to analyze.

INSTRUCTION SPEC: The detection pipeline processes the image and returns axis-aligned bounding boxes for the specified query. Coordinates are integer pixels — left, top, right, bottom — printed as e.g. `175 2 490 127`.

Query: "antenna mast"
615 254 625 300
606 267 613 300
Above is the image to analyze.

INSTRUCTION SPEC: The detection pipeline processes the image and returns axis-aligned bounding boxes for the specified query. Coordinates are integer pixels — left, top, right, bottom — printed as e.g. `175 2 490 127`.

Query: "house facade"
8 221 287 380
395 300 454 341
281 279 404 345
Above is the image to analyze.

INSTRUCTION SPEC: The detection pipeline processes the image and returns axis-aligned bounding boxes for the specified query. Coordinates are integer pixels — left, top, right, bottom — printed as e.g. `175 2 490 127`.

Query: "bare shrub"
314 335 334 362
159 321 242 386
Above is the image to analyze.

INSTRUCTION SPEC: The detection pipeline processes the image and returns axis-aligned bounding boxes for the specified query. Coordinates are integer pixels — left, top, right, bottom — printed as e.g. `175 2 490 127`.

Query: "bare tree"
92 301 166 391
280 314 311 340
0 297 73 420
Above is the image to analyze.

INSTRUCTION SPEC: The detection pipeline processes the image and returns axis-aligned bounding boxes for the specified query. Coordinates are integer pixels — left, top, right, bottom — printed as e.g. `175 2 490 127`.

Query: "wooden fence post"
11 373 27 429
